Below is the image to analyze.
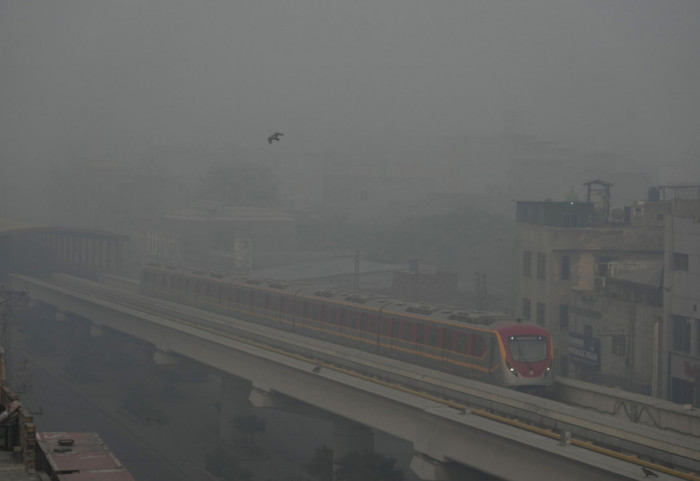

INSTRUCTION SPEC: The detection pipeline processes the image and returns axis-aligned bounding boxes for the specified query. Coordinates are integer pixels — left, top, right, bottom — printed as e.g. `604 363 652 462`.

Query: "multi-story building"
516 183 664 377
568 259 663 394
662 201 700 405
516 183 700 404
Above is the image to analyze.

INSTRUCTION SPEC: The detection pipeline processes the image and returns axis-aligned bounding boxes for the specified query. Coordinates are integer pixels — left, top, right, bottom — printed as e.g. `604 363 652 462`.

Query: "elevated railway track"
11 272 700 480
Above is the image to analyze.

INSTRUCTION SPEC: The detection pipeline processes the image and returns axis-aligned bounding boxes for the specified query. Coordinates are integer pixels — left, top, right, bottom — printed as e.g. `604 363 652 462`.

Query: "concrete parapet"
556 377 700 436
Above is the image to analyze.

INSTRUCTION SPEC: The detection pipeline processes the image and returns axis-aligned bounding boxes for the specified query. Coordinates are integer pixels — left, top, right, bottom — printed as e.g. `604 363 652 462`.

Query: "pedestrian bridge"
10 273 700 481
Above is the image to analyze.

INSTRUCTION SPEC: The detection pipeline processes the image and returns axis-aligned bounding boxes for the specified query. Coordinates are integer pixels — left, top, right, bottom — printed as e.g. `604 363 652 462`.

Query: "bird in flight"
642 467 658 478
268 132 284 144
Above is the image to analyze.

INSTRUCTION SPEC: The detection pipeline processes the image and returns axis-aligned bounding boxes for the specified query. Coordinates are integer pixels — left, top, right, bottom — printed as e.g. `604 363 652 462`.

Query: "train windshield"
507 336 548 362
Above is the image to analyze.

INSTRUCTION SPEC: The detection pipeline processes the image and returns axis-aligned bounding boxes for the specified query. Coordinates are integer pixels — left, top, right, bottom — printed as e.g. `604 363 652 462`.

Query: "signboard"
568 331 601 370
670 353 700 383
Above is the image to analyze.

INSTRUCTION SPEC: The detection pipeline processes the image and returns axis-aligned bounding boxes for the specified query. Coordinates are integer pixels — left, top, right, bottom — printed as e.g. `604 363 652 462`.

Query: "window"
349 311 358 329
523 251 532 277
673 253 689 272
522 298 531 321
402 322 412 340
561 255 570 281
536 302 546 326
443 329 453 350
416 325 425 344
473 335 485 356
536 253 546 280
428 328 438 346
456 333 467 353
559 304 569 329
673 315 691 353
612 335 626 356
381 319 389 335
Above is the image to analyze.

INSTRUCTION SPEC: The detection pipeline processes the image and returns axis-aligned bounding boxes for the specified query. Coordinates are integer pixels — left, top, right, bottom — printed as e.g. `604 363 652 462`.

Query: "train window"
443 329 453 350
330 308 338 324
457 334 467 353
391 321 400 338
361 313 368 331
416 325 425 344
279 297 285 312
428 328 438 346
365 314 376 332
255 292 265 307
303 302 310 317
340 309 348 326
349 311 358 329
321 305 328 322
368 315 377 333
381 319 389 335
473 335 485 356
402 322 412 340
311 303 319 320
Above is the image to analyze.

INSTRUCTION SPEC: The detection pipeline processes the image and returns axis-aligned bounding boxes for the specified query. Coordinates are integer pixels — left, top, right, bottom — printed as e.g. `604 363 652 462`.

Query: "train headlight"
544 362 552 376
506 360 518 377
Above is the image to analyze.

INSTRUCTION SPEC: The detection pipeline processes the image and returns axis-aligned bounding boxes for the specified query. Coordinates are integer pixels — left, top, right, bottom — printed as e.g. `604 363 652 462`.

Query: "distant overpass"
11 273 700 481
0 220 125 277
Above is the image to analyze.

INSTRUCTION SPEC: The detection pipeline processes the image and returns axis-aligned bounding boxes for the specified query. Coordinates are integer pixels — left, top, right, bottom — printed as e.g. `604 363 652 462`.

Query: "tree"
198 160 279 207
334 451 404 481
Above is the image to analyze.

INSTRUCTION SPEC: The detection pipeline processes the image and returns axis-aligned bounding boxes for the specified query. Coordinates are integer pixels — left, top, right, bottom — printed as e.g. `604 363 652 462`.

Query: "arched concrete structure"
0 220 125 278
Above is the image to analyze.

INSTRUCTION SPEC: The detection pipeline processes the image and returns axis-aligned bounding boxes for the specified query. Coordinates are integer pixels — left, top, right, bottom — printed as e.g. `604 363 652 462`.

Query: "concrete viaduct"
11 272 684 481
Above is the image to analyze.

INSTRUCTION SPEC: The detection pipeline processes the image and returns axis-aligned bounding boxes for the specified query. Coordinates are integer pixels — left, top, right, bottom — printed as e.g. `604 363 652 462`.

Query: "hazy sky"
1 0 699 170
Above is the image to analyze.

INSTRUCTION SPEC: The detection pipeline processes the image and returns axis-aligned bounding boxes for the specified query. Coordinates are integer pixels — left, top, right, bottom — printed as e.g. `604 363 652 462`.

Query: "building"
516 184 664 377
516 183 700 403
662 200 700 405
126 201 297 273
568 259 663 394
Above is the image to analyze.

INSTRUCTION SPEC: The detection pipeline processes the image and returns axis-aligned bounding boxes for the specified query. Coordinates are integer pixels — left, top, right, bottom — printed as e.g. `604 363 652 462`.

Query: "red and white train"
141 264 554 392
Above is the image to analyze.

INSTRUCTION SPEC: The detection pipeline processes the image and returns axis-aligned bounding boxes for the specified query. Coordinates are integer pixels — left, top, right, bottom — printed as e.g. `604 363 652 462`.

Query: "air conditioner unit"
594 276 607 289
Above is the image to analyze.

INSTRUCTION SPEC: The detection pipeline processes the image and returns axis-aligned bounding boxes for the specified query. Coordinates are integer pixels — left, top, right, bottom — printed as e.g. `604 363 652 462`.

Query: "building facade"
662 204 700 405
515 199 665 388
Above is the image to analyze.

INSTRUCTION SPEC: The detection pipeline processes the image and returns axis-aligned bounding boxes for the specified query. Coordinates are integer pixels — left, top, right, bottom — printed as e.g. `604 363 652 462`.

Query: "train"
140 263 554 392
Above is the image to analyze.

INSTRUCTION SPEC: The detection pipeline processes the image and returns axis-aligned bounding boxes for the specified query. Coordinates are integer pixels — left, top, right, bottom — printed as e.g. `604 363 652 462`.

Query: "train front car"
494 321 554 393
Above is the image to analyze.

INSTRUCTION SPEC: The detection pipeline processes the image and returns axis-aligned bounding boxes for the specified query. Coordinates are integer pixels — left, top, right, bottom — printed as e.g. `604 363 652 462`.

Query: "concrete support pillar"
410 454 454 481
410 453 495 481
219 374 254 443
332 419 373 474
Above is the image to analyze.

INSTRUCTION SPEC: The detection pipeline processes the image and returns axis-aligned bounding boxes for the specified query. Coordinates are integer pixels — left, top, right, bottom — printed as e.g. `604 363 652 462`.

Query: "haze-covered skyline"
1 0 699 181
